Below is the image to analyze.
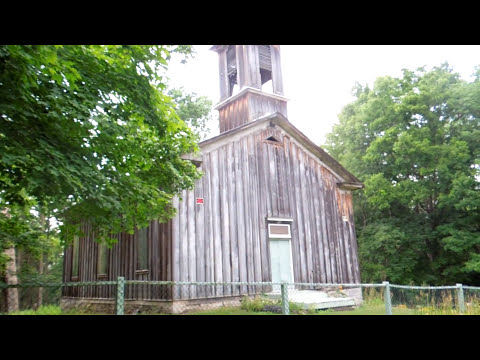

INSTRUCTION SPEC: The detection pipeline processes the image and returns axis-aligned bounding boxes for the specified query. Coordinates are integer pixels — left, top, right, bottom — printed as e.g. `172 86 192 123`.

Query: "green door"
270 239 293 284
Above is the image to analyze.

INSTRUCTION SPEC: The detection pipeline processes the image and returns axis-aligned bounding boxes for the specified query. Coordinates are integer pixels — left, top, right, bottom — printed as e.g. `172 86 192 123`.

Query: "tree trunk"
37 253 44 309
4 247 19 313
38 213 45 309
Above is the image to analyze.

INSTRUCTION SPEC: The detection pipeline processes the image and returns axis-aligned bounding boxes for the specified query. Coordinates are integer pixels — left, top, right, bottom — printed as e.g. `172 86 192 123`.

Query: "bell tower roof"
211 45 288 134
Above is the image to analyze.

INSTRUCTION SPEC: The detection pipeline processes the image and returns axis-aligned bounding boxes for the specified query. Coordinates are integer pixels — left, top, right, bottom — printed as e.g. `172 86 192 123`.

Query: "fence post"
456 283 465 314
383 281 392 315
281 282 289 315
116 276 125 315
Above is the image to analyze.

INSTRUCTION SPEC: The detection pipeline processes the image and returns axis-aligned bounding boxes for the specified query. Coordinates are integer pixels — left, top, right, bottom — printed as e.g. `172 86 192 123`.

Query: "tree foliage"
0 45 203 249
168 87 213 140
326 64 480 285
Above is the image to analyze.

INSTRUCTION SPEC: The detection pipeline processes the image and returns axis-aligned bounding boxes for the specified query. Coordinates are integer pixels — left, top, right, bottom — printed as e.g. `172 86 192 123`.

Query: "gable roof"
190 112 364 190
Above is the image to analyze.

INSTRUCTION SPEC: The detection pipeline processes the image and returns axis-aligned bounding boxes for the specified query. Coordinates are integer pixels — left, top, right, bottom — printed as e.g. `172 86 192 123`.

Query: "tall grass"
240 295 316 315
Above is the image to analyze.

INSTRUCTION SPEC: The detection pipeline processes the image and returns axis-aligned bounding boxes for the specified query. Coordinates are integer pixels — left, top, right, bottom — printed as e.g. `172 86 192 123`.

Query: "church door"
268 223 294 290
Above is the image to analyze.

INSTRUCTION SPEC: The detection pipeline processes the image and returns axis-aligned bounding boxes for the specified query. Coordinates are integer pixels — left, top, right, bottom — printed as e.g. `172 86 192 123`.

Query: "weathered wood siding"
171 123 361 300
218 90 288 133
218 92 250 134
64 121 361 302
63 220 173 300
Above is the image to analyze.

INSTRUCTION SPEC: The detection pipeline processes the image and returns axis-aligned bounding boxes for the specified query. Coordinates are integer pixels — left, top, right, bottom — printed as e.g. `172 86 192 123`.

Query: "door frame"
268 222 295 284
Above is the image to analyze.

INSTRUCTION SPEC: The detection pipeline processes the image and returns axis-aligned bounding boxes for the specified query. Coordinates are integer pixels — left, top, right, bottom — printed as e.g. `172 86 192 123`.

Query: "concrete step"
265 289 356 310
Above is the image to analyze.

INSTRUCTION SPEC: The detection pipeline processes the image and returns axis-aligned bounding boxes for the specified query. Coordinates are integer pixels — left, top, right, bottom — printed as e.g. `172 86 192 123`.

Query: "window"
266 136 280 143
97 242 108 277
136 227 148 271
268 223 291 238
258 45 273 93
72 235 80 279
227 45 238 96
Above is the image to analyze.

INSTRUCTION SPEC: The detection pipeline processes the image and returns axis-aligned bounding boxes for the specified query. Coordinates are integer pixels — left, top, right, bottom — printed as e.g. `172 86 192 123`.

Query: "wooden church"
62 45 364 313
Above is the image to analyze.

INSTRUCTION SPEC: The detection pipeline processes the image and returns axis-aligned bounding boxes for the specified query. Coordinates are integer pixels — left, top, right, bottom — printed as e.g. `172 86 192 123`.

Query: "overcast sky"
166 45 480 145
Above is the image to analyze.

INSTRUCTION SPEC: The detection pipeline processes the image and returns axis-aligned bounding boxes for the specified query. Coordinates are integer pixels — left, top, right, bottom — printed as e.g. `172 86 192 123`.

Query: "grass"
189 307 279 315
188 300 414 315
5 296 480 315
4 305 91 315
320 300 415 315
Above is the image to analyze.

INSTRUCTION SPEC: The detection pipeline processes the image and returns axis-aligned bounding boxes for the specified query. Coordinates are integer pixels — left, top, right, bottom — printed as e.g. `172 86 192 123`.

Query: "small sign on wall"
196 198 204 205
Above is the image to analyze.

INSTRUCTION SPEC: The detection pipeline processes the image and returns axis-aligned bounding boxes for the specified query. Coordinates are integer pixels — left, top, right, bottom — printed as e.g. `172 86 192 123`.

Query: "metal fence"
1 279 480 315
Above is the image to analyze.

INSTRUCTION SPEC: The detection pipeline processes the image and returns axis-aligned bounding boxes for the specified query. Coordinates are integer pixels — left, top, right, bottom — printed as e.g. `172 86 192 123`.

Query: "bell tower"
210 45 288 133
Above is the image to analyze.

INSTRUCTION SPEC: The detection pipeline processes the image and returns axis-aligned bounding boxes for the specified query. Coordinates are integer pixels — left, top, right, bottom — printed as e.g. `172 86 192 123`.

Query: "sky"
166 45 480 145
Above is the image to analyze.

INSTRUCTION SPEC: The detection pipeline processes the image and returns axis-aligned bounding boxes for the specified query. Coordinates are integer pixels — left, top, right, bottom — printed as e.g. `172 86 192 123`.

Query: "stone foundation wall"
60 295 246 315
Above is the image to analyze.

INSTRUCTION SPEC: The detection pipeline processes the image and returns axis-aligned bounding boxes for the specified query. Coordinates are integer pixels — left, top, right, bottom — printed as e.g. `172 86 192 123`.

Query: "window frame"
136 227 149 273
97 242 109 279
71 235 80 281
268 223 291 239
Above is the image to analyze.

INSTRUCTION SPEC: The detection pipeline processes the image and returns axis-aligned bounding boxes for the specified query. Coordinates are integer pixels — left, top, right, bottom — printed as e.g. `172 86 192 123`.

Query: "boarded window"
258 45 273 91
72 235 80 279
97 242 108 277
136 227 148 271
258 45 272 71
268 224 291 238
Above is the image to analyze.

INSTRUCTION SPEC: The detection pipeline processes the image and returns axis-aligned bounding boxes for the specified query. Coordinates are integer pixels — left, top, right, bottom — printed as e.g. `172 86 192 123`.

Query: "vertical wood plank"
338 190 354 283
332 187 345 283
286 139 301 283
210 150 223 297
312 162 327 283
241 136 254 294
267 138 279 217
318 167 332 283
171 196 180 300
325 170 339 283
234 140 247 294
299 149 313 284
248 135 262 292
255 133 270 287
275 144 286 217
203 152 214 298
349 207 361 283
283 137 299 282
219 146 231 296
304 156 319 285
292 145 307 282
262 134 273 218
194 171 205 297
159 221 165 299
227 142 240 296
187 187 197 298
179 189 188 299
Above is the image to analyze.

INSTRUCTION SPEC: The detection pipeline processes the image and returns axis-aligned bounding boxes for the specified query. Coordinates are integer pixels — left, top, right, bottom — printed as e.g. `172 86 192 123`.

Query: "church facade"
62 45 363 312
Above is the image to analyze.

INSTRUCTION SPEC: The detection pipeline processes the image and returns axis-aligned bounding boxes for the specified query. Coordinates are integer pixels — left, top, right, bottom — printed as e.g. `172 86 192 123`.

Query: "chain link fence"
1 280 480 315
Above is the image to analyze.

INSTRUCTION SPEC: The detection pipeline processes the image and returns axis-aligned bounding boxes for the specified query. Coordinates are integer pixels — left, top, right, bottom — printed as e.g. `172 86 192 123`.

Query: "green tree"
326 64 480 285
0 45 202 249
168 87 214 140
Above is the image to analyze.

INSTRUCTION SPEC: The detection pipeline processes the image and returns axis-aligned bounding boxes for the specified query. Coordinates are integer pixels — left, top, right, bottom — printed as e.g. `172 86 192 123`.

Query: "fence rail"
1 279 480 315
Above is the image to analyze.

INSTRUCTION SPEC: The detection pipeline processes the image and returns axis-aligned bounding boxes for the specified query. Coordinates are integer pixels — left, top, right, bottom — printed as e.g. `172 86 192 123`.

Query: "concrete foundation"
60 295 246 315
60 286 364 314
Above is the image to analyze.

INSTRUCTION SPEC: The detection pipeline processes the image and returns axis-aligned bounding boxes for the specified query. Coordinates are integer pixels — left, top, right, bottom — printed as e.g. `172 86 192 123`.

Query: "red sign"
196 198 204 204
